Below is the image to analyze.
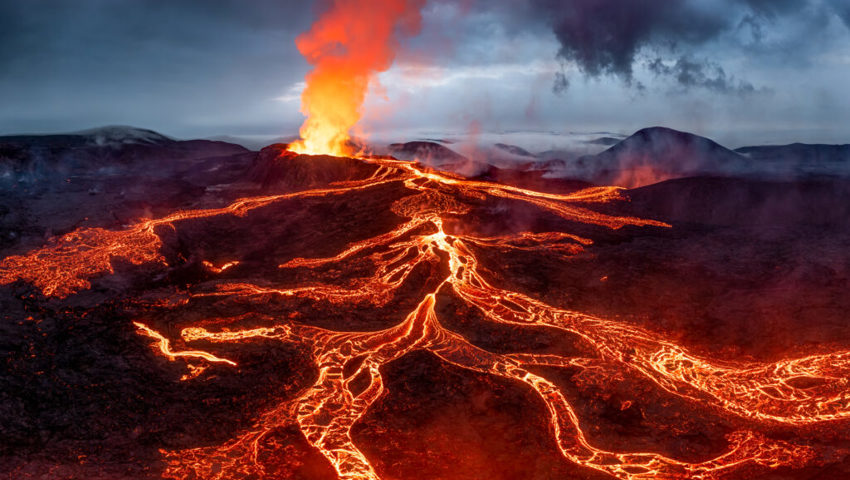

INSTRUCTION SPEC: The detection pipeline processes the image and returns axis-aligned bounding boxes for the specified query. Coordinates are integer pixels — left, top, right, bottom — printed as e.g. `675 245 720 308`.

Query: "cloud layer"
0 0 849 145
526 0 850 91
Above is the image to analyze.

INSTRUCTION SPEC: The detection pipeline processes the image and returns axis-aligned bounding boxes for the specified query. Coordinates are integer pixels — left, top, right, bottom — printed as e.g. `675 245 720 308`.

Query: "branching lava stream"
2 152 848 479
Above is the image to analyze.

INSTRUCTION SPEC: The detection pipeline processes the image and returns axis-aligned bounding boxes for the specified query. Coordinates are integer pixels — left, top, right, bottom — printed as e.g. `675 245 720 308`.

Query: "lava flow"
2 150 849 479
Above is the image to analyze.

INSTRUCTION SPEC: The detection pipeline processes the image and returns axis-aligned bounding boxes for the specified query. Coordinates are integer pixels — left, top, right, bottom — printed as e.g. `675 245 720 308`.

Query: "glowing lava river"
2 150 849 479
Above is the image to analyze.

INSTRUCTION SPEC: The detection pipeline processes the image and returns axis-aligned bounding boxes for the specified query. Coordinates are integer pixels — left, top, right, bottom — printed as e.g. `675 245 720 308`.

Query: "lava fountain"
288 0 426 157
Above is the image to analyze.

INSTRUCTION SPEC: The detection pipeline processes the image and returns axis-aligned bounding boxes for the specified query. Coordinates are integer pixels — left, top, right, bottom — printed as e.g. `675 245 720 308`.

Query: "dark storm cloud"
532 0 727 83
836 1 850 28
738 0 803 16
552 71 569 95
527 0 850 91
647 56 756 94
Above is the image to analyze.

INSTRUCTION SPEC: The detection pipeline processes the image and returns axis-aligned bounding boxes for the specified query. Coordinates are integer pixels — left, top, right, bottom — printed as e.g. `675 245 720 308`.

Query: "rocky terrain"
1 128 849 479
386 127 850 188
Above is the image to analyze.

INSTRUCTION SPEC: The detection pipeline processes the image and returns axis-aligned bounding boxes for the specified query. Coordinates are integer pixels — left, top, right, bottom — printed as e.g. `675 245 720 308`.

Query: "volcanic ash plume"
289 0 426 157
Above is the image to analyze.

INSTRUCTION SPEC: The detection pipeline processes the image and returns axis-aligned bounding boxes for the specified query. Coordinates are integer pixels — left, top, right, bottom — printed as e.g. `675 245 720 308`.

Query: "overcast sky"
1 0 849 146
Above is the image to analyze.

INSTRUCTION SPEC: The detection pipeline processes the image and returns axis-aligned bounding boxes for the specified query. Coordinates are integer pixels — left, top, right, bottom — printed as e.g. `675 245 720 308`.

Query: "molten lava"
1 152 848 479
288 0 426 156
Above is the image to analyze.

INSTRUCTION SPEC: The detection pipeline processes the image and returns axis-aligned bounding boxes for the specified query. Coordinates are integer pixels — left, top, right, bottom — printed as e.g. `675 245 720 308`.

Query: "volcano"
1 136 850 480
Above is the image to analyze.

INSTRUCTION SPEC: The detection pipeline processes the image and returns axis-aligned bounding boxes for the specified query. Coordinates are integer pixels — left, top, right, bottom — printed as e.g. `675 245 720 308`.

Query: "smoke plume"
530 0 849 91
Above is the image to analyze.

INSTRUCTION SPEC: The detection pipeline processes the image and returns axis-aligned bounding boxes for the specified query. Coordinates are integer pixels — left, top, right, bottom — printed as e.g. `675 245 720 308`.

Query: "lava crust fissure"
1 150 849 479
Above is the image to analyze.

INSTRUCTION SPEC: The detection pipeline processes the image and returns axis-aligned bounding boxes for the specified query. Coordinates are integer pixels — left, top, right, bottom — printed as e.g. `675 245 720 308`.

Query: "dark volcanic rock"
470 164 593 194
573 126 746 187
0 126 249 186
388 141 467 164
249 144 381 189
736 143 850 163
734 143 850 178
626 176 850 227
1 131 849 480
540 129 850 187
493 143 535 158
0 128 255 255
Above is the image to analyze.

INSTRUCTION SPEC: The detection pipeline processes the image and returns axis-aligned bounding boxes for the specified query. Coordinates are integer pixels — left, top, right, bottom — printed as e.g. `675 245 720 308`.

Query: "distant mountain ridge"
387 141 468 166
70 126 174 145
535 127 850 187
382 127 850 187
560 126 748 186
736 143 850 161
1 126 174 148
0 126 249 186
3 125 849 189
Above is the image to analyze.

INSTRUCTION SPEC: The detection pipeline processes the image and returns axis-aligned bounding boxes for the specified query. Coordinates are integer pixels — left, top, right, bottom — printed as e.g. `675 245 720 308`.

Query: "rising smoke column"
289 0 426 157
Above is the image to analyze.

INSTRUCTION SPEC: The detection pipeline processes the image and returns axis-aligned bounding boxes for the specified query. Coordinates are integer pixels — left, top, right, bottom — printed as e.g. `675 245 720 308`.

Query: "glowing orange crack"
4 153 848 480
133 321 236 367
0 169 408 298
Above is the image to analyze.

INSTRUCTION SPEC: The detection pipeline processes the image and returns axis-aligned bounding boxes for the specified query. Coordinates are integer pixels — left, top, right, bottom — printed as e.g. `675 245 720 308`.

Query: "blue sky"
1 0 849 146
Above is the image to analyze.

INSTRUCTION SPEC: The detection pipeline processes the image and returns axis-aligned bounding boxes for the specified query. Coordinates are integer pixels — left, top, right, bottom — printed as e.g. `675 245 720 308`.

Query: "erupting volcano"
2 1 850 479
288 0 425 157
